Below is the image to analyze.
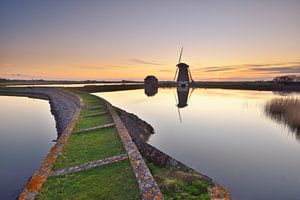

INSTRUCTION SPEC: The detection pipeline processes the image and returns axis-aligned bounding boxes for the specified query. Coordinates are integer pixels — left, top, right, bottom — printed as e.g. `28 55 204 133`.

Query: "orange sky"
1 1 299 81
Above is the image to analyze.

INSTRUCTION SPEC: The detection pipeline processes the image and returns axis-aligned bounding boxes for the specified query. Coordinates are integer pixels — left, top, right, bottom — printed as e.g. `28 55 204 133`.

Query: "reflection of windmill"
173 87 195 123
173 47 194 87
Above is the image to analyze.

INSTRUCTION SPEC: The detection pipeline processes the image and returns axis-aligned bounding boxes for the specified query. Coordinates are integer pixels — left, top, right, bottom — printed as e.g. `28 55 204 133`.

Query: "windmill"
174 86 195 123
173 47 194 87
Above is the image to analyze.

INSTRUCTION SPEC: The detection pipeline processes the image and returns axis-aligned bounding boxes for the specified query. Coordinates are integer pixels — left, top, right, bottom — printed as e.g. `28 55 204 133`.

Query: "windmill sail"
174 90 182 123
178 46 183 64
188 68 194 82
174 68 179 81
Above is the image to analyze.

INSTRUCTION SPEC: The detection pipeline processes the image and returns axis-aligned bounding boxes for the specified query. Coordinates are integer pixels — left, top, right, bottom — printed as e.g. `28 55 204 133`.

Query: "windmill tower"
174 87 195 123
174 47 193 87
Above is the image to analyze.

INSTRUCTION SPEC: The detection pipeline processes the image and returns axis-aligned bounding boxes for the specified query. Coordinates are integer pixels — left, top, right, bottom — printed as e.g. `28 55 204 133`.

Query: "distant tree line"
0 78 9 82
273 75 300 83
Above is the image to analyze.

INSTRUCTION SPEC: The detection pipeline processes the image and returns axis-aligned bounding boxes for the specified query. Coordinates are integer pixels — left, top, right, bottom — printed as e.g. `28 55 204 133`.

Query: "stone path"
106 102 164 200
20 91 164 200
74 123 115 134
82 111 108 118
52 154 128 176
18 88 83 200
85 105 104 110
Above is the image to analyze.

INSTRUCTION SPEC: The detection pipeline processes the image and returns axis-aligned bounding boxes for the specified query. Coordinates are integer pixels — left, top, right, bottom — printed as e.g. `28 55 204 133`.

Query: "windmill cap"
176 63 189 68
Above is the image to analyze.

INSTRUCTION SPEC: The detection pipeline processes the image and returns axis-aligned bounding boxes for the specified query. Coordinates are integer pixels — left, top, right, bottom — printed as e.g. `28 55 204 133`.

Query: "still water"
0 96 56 199
4 83 142 87
95 88 300 200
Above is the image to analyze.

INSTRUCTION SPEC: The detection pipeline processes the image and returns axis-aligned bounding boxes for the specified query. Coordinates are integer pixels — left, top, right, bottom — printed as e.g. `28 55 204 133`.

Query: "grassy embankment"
145 160 212 200
36 91 140 200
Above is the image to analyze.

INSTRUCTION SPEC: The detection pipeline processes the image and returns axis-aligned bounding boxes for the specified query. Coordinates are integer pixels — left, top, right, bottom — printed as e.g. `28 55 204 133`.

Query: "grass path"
36 91 140 200
35 90 218 200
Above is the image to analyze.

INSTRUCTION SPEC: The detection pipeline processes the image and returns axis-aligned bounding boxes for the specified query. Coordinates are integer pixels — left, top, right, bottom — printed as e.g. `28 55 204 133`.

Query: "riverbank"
116 107 230 199
0 79 142 87
0 87 229 199
2 80 300 94
69 81 300 94
158 81 300 92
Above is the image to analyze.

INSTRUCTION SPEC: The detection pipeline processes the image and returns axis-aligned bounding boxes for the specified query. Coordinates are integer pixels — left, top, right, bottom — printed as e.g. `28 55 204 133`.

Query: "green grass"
36 160 140 200
74 114 112 131
37 91 141 199
146 160 212 200
80 107 107 116
53 128 124 170
72 91 101 103
53 92 125 171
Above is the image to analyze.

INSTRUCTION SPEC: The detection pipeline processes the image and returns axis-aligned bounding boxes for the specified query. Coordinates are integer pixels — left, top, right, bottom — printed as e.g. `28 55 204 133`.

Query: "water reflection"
272 91 297 96
144 83 158 96
95 88 300 199
174 87 192 122
264 98 300 141
0 96 56 199
176 87 189 108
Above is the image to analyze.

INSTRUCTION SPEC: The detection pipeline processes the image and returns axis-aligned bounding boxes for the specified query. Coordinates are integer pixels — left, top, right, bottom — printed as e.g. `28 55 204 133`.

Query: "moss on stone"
146 160 212 200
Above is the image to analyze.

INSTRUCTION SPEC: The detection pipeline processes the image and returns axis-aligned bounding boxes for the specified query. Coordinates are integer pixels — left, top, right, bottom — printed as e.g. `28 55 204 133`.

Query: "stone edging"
82 111 108 117
117 106 231 200
18 89 83 200
74 123 115 134
86 105 104 110
106 102 164 200
51 154 128 176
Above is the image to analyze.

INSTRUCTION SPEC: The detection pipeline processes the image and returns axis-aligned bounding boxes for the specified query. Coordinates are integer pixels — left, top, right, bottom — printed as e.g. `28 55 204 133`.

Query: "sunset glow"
1 0 299 81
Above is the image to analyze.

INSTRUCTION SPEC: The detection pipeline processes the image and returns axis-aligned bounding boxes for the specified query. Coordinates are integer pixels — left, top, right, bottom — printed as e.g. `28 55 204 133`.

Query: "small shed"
144 75 158 97
144 75 158 85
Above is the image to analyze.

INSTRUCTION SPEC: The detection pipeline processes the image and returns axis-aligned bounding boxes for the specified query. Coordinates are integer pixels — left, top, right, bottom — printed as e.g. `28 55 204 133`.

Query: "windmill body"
176 63 190 83
174 47 193 87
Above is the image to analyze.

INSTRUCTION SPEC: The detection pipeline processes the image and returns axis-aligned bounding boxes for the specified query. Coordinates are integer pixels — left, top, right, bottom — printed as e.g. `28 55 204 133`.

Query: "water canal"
3 83 142 88
0 96 57 199
95 88 300 200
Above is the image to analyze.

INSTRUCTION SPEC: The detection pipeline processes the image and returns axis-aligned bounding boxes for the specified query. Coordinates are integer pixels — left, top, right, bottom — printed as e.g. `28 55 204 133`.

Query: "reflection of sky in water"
94 88 300 200
4 83 142 87
0 96 56 199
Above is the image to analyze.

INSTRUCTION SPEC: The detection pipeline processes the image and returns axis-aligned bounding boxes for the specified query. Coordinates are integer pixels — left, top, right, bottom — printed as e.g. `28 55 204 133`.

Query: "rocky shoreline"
116 107 223 186
116 107 230 199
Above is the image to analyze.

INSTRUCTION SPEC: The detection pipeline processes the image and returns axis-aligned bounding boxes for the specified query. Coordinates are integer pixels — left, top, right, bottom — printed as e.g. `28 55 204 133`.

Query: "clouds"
194 61 300 75
250 66 300 74
3 73 43 79
2 63 14 67
188 61 300 81
72 59 165 70
129 58 163 66
71 60 300 81
72 64 130 70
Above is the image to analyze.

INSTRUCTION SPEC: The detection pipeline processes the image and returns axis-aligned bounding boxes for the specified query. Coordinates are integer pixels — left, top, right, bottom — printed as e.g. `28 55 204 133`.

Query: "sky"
1 0 300 81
